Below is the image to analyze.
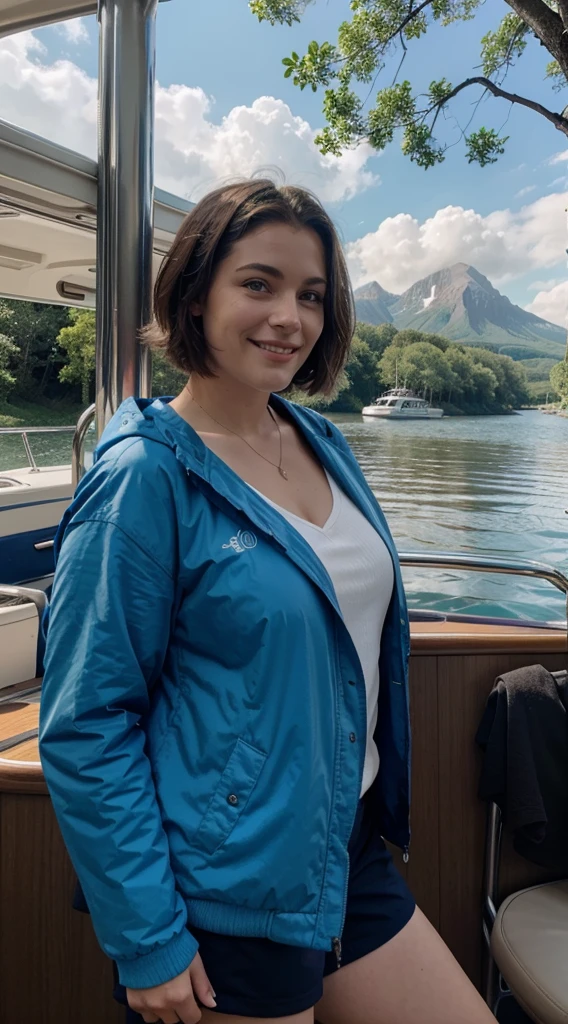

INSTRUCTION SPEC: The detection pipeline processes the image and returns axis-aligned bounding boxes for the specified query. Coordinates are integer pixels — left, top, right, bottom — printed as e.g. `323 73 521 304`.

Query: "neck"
176 375 275 437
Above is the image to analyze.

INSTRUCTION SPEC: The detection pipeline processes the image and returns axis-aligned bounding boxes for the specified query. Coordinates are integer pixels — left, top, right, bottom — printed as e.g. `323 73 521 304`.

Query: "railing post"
20 432 39 472
72 404 96 488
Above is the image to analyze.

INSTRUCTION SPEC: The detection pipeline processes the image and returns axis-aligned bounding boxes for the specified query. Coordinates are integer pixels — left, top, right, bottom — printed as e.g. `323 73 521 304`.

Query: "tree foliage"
250 0 568 165
0 299 71 397
325 323 528 411
549 359 568 406
0 333 18 401
151 351 187 396
57 309 96 405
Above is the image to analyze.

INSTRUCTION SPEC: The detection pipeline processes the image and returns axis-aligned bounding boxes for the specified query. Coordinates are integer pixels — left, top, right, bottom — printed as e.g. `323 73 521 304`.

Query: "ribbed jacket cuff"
114 928 199 989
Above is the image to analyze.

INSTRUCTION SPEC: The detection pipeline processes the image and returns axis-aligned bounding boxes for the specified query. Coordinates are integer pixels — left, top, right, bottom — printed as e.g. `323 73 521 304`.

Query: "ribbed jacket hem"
114 927 199 989
185 897 331 951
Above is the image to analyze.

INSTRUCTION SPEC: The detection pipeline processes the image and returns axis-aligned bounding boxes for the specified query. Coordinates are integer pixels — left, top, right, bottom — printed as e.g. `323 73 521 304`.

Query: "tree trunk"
507 1 568 75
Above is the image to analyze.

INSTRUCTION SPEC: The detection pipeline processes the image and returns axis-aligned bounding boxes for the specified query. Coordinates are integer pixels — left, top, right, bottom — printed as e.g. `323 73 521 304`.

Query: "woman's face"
191 221 327 394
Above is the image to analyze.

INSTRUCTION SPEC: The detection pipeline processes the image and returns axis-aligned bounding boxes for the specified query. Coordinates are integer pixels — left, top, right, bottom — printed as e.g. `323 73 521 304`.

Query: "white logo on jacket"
222 530 258 554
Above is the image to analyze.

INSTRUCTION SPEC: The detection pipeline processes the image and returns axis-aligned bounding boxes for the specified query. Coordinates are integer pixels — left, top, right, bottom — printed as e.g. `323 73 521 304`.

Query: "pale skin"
127 222 496 1023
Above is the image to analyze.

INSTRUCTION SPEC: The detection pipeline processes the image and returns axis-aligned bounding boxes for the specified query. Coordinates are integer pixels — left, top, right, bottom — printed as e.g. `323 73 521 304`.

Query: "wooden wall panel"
404 655 440 931
0 792 123 1024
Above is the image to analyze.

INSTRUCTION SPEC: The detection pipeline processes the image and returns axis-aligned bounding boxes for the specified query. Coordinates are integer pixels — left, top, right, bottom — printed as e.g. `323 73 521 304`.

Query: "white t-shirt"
247 468 394 798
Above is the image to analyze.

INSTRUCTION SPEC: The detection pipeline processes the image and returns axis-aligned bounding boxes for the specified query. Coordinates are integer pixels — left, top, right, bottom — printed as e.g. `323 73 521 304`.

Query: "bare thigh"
314 907 496 1024
199 1009 314 1024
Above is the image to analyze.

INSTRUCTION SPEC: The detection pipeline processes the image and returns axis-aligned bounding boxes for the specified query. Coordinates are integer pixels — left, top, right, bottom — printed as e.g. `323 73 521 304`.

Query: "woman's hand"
126 951 217 1023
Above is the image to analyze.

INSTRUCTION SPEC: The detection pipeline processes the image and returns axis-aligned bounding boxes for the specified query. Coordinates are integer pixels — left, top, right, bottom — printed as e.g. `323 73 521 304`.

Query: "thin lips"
250 339 300 352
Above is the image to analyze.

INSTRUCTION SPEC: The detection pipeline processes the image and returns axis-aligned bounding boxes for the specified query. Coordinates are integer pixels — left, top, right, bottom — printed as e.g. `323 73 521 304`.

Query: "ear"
189 300 202 317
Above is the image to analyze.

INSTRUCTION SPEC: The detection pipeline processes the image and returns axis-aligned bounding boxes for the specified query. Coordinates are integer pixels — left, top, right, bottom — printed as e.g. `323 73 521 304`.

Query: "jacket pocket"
192 738 267 856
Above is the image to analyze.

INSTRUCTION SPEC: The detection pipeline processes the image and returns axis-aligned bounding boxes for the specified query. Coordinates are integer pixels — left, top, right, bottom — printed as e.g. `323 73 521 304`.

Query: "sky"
1 0 567 328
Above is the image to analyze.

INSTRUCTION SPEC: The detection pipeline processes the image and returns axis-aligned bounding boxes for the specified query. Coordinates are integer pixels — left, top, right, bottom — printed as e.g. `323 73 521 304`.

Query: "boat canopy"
0 119 193 307
0 0 97 36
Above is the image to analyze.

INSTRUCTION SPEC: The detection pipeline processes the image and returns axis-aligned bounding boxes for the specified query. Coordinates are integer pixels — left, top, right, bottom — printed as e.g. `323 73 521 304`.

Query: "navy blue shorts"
115 789 415 1019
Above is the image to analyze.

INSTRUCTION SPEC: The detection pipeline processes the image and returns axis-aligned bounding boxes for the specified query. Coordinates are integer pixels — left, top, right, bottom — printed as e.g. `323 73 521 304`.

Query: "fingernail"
205 993 217 1007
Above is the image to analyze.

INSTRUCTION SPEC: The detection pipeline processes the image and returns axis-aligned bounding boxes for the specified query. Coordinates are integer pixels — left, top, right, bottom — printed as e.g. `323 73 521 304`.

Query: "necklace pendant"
279 467 288 480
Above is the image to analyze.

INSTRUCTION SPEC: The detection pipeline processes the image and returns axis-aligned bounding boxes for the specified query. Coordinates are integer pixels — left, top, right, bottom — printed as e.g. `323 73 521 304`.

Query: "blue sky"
4 0 567 324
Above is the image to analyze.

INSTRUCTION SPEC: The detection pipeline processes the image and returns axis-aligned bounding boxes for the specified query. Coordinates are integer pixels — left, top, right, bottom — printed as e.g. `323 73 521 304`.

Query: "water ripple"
334 410 568 623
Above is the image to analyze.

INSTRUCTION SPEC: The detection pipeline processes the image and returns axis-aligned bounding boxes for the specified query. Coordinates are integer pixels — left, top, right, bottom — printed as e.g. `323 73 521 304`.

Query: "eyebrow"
235 262 327 287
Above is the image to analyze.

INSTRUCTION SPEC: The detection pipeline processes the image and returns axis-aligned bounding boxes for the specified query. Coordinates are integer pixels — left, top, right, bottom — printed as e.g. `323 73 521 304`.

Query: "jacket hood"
93 394 337 466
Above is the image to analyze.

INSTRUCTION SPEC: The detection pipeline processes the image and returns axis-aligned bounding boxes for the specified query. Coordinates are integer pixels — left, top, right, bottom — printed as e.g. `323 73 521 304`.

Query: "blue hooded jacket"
39 395 411 990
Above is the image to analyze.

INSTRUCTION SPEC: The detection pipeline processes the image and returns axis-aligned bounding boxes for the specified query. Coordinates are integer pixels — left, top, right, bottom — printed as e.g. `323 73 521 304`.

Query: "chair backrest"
480 669 568 1002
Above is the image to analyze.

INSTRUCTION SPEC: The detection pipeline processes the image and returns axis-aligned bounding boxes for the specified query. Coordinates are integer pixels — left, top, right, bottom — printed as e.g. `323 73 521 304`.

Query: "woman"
40 179 495 1024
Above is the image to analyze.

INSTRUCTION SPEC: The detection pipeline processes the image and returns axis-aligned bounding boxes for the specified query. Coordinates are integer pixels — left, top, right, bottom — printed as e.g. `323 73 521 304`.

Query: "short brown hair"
142 179 355 396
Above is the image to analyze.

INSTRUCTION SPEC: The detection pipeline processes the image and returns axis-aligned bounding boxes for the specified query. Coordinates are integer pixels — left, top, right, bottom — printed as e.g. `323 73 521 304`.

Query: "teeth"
257 342 294 355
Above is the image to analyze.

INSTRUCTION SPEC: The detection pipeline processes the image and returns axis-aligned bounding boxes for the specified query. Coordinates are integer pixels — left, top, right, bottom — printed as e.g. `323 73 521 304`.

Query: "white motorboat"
0 117 192 583
362 387 444 418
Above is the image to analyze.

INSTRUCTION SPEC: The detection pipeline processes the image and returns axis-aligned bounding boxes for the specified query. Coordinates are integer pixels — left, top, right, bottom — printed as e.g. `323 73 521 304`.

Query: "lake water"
2 409 567 623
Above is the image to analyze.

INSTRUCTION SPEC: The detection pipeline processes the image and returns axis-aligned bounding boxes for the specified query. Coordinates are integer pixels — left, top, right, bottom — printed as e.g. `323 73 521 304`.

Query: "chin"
240 367 298 394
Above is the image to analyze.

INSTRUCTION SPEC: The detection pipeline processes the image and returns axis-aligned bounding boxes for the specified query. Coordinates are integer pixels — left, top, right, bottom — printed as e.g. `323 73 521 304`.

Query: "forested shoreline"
0 298 563 428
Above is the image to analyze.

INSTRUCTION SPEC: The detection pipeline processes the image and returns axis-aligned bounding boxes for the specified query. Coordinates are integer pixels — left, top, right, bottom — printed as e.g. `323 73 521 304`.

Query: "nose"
267 293 302 334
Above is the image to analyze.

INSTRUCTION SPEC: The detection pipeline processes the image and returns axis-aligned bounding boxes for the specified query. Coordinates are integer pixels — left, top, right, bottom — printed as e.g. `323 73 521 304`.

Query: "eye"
244 279 268 293
302 291 324 304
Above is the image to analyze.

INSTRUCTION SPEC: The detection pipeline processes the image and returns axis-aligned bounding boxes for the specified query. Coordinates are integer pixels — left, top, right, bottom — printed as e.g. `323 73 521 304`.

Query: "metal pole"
20 432 39 472
95 0 157 437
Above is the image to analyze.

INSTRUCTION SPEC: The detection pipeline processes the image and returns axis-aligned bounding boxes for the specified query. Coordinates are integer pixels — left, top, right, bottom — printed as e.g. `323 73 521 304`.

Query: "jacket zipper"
332 936 342 969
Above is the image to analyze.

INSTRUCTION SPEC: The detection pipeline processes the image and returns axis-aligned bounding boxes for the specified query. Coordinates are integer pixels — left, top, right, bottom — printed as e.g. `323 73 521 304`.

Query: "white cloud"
57 18 89 43
0 32 97 148
154 87 377 202
525 281 568 328
515 185 536 198
528 278 562 291
548 150 568 165
0 31 377 204
347 192 568 292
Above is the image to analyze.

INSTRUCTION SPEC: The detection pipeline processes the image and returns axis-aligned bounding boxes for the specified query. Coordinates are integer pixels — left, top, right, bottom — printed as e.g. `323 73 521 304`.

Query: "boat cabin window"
388 399 398 406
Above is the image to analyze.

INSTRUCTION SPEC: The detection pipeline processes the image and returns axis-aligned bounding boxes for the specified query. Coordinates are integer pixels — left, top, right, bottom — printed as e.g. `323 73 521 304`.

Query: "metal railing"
0 583 48 618
0 425 76 472
399 552 568 623
72 403 96 487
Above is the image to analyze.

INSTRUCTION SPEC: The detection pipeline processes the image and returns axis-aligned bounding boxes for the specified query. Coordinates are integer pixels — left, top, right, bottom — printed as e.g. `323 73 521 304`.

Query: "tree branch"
433 75 568 135
505 0 567 66
557 0 568 30
394 0 435 42
337 0 435 71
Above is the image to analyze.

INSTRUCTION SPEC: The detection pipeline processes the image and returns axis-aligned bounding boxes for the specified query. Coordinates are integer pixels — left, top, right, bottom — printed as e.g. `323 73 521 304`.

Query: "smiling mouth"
249 339 300 355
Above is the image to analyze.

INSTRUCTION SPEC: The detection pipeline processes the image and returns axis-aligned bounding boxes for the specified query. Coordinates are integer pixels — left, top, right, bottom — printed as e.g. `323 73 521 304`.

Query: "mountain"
352 280 399 327
354 263 566 360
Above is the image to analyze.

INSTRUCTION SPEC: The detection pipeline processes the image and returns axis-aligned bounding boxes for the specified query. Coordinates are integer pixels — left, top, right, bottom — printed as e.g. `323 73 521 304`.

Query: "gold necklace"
185 384 288 480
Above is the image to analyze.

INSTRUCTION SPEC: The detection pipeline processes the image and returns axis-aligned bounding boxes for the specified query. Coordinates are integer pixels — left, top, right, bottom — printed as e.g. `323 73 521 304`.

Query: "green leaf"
465 127 508 166
250 0 565 171
480 12 527 78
